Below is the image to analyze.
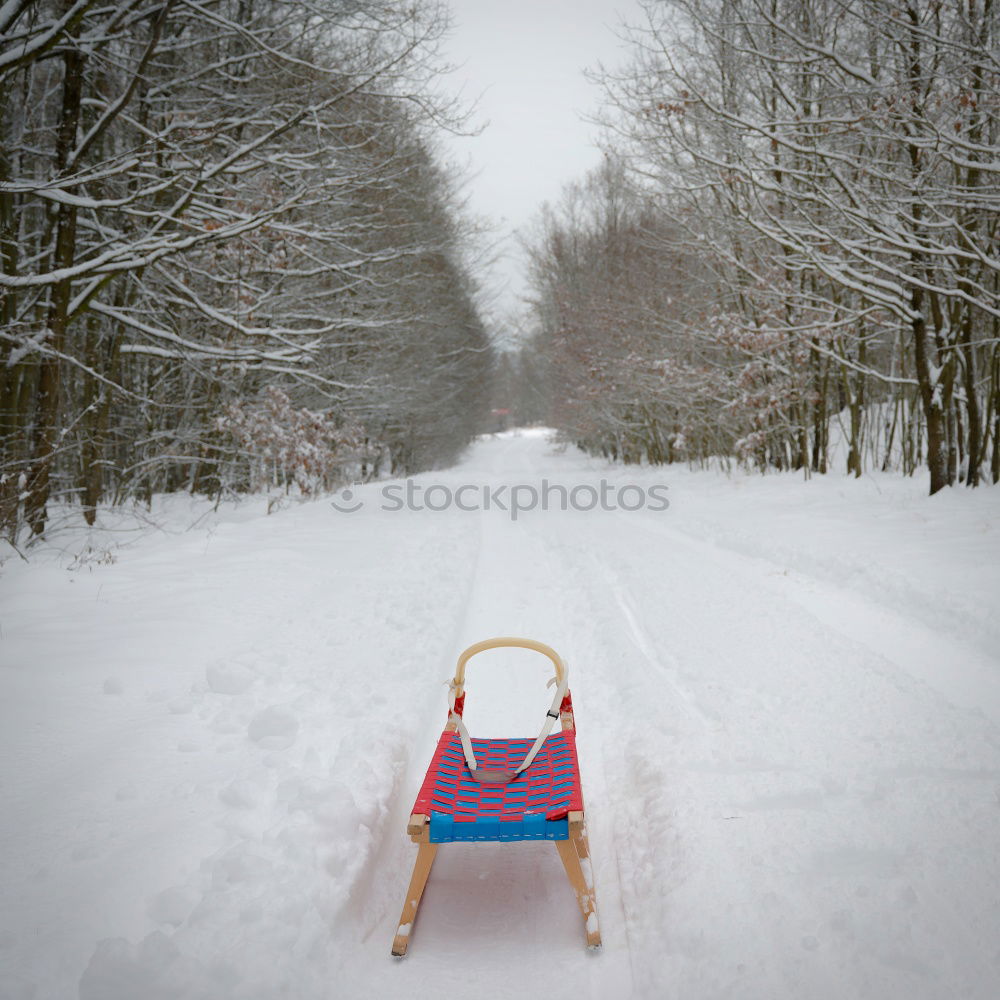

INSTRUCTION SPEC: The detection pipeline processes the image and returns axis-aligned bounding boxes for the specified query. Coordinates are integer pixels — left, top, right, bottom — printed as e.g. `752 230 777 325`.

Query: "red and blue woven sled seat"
391 637 601 956
413 730 584 843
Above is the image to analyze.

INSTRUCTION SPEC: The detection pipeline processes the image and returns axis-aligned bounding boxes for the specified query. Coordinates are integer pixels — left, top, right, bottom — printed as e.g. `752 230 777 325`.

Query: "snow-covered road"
2 430 999 999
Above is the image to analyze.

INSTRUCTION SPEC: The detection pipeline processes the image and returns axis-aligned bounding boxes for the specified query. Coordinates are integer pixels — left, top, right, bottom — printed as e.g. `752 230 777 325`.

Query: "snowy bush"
216 388 367 497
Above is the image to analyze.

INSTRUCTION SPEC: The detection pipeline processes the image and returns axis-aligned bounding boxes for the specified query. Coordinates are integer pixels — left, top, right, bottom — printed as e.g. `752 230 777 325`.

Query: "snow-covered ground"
2 429 999 1000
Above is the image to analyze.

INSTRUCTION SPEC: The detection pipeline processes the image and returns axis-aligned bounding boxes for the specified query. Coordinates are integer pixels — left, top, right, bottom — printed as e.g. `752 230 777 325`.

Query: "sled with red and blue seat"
391 637 601 956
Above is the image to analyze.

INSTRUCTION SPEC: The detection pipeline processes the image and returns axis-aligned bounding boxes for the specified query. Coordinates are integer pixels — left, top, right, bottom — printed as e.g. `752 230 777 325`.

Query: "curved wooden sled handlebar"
453 636 567 695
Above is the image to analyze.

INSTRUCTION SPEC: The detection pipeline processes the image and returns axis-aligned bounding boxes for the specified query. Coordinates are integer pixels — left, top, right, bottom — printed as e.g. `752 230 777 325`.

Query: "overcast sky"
438 0 647 329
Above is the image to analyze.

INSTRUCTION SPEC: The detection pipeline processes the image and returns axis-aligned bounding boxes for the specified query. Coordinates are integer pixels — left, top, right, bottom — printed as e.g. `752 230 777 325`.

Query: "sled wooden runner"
391 637 601 956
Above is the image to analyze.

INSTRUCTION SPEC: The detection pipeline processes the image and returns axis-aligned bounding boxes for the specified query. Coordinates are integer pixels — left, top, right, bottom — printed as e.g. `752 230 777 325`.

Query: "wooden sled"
391 637 601 956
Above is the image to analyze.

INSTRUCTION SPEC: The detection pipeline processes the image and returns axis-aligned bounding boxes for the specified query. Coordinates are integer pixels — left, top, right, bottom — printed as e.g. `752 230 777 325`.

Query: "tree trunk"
910 294 948 495
23 42 85 535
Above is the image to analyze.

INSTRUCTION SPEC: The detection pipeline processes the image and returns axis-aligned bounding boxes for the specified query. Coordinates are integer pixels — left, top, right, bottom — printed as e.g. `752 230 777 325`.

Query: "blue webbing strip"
429 810 569 843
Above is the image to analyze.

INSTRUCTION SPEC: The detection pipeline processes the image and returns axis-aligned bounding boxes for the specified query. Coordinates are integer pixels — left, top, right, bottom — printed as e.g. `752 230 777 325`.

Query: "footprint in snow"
205 660 255 695
247 706 298 750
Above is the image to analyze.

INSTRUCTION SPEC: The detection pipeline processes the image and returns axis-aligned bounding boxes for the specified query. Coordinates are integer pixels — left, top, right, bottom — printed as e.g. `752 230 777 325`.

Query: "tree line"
524 0 999 493
1 0 493 541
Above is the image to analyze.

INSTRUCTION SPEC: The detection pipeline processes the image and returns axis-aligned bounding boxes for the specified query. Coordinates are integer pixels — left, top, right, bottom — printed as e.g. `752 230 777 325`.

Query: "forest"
0 0 492 541
522 0 999 493
3 0 998 556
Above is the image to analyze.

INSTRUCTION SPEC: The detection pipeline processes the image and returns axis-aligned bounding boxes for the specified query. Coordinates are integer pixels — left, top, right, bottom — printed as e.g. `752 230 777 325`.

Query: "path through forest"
2 431 999 999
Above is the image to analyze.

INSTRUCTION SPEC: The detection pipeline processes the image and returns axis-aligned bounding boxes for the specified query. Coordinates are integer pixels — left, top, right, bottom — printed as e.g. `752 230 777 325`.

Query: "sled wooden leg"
556 836 601 949
391 843 438 957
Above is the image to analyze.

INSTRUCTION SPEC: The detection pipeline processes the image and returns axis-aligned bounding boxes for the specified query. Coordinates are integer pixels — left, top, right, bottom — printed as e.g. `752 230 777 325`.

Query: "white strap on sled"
447 680 480 771
513 670 569 774
447 637 569 781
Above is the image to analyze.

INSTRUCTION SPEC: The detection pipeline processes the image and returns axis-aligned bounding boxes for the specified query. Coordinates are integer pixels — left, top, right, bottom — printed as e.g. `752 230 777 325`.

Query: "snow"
246 706 299 750
205 661 254 696
2 430 999 999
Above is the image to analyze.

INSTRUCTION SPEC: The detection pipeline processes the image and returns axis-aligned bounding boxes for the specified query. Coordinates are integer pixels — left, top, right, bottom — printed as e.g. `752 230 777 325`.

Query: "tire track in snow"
618 506 1000 731
588 545 721 731
520 519 751 995
535 516 796 996
352 511 488 944
480 506 640 999
512 512 715 997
